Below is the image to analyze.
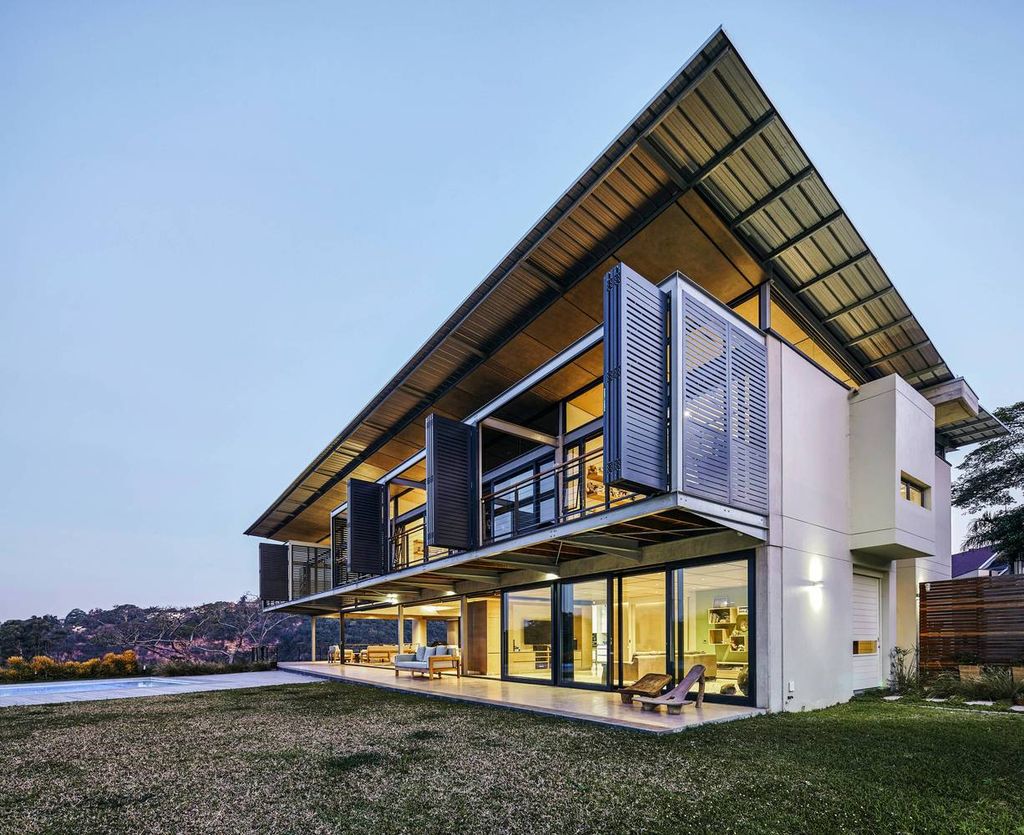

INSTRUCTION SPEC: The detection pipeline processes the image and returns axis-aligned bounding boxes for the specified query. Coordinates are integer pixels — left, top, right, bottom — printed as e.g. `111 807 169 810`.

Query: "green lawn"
1 683 1022 835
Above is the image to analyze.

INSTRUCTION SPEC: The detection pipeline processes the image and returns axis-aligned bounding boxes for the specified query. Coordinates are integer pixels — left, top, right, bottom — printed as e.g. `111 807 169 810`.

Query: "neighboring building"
246 29 1006 712
952 546 1008 579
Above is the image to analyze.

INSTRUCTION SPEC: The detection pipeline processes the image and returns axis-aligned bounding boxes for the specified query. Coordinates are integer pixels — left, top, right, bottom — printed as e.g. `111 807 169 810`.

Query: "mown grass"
1 681 1023 834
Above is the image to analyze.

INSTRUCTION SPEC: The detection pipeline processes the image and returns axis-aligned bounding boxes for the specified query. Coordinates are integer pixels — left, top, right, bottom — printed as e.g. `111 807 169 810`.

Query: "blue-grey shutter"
425 413 478 550
604 262 669 493
347 479 388 575
258 543 288 603
728 326 768 512
331 514 348 586
682 293 730 503
681 291 768 513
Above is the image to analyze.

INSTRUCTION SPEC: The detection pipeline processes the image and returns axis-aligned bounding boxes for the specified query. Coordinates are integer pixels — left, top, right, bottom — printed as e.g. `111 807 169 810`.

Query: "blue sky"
1 2 1021 620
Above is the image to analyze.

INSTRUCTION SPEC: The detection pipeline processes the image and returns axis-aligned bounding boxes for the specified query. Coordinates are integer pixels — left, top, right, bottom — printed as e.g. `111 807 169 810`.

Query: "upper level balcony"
259 263 768 609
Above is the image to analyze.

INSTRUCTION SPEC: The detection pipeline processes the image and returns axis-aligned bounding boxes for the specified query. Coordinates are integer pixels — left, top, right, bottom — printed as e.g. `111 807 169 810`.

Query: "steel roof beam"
764 210 844 261
821 287 896 323
906 362 951 385
642 110 778 195
794 251 872 296
730 166 814 228
843 315 915 348
864 340 932 369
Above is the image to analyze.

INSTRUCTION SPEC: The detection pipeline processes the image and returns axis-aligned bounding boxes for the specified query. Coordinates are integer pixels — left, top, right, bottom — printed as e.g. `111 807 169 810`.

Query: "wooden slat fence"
919 575 1024 673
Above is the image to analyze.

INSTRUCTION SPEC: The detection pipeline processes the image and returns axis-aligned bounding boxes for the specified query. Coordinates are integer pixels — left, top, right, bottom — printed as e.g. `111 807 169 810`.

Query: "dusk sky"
2 1 1022 621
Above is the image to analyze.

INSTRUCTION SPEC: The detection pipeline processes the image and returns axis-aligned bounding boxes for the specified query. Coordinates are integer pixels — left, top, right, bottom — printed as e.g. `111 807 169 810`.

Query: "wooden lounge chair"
635 664 706 714
619 673 673 705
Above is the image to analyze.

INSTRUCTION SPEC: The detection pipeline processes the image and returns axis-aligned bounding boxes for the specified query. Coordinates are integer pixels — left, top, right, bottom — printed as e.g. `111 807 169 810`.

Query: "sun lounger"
619 673 673 704
635 664 706 714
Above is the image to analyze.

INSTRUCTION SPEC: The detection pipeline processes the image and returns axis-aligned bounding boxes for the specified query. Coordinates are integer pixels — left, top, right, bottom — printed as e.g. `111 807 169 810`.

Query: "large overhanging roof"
246 27 1003 541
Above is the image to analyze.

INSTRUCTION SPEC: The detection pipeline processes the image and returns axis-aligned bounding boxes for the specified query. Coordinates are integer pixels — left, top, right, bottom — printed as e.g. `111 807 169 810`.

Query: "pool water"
0 677 187 697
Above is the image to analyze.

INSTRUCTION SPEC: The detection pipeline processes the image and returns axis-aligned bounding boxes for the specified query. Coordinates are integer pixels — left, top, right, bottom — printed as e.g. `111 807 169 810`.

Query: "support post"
397 604 404 653
338 613 346 664
759 279 772 331
310 615 317 662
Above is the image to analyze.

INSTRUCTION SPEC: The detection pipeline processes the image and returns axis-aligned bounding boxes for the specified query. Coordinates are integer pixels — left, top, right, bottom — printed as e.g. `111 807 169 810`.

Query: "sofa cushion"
397 660 429 670
415 646 427 662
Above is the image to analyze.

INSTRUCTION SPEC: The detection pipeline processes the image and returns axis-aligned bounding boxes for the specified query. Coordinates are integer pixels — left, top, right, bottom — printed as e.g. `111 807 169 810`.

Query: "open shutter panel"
728 325 768 512
603 262 669 493
258 543 288 603
425 413 479 550
682 292 730 503
681 291 768 513
347 479 388 575
331 514 348 586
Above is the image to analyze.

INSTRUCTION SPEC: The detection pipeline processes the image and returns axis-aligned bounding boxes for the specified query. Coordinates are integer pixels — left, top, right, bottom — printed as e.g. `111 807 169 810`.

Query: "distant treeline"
0 597 439 664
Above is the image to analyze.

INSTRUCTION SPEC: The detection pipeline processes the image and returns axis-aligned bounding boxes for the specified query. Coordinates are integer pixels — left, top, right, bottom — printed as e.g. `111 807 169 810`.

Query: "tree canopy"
952 401 1024 566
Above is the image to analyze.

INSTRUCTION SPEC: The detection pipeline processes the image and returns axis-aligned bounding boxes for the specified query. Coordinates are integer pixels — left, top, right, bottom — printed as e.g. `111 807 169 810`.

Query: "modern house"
246 28 1005 714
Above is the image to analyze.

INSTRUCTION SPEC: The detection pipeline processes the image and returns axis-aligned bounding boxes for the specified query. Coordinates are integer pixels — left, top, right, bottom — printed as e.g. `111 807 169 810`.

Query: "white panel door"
851 573 881 691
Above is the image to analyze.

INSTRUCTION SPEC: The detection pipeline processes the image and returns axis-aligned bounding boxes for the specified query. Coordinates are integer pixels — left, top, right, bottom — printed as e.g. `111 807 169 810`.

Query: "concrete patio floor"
281 661 763 734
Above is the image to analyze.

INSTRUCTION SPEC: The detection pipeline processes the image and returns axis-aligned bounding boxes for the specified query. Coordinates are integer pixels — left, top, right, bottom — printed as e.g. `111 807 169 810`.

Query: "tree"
952 400 1024 571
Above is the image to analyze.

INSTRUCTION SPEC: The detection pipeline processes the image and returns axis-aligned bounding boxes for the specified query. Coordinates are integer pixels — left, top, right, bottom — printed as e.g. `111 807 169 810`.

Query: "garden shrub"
0 650 139 684
153 659 276 677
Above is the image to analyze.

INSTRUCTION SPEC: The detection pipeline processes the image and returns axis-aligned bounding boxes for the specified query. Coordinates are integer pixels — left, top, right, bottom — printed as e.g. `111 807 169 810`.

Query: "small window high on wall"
900 475 929 508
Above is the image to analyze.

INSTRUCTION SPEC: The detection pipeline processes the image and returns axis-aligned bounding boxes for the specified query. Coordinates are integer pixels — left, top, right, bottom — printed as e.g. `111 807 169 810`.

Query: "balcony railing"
391 516 451 572
482 447 641 543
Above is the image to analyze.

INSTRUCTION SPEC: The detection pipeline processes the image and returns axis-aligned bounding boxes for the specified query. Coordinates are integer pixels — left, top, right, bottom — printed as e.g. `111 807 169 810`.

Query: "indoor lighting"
544 572 560 581
444 590 455 596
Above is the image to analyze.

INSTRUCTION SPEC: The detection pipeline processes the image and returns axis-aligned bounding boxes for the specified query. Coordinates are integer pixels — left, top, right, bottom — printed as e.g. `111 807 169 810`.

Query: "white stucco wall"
759 339 953 711
768 338 855 711
849 376 937 558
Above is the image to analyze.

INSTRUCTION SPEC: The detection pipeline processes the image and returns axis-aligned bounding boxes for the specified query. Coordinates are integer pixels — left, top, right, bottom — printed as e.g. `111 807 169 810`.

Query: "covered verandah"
279 660 762 734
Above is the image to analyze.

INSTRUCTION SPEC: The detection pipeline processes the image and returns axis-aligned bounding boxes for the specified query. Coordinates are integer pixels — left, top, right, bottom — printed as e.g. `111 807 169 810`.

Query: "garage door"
851 574 881 691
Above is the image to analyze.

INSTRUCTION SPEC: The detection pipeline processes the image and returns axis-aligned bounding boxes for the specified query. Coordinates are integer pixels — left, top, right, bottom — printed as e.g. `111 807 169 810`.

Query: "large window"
485 459 556 541
558 578 609 687
616 571 667 686
677 559 752 700
503 586 553 682
464 592 501 678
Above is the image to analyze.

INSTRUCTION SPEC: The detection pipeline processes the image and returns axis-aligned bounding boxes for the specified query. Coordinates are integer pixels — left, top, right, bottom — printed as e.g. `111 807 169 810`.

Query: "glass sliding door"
676 557 753 703
615 571 668 687
558 578 610 688
503 586 554 682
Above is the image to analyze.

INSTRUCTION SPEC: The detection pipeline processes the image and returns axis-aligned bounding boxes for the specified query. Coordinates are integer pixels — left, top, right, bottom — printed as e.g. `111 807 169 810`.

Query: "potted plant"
956 651 982 681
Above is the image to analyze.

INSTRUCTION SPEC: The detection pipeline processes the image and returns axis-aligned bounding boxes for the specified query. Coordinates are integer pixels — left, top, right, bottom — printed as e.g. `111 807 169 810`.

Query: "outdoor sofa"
393 645 460 679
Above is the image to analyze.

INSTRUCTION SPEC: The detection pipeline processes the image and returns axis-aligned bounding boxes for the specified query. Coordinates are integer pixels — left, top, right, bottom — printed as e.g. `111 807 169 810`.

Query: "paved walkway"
281 661 762 734
0 670 316 708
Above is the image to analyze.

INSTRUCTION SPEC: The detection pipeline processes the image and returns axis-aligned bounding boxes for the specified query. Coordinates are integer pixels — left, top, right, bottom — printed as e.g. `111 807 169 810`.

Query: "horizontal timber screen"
919 575 1024 673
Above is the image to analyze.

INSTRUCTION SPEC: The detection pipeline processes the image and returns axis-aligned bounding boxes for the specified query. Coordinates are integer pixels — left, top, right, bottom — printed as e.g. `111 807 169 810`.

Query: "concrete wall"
764 342 951 710
849 376 937 558
767 338 855 711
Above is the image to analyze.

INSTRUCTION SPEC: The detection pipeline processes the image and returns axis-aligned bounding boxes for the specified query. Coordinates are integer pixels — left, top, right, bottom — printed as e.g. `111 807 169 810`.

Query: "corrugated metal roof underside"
246 28 1003 542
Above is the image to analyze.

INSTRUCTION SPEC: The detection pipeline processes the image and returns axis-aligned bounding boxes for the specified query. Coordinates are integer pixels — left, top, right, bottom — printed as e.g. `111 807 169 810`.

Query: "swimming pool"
0 677 187 697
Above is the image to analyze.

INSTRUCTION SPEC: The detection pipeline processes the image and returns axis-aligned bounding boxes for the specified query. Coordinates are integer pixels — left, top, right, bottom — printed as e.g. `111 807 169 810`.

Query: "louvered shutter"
604 262 669 493
681 291 768 512
258 543 288 603
728 327 768 512
331 514 348 586
425 414 478 550
347 479 388 574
